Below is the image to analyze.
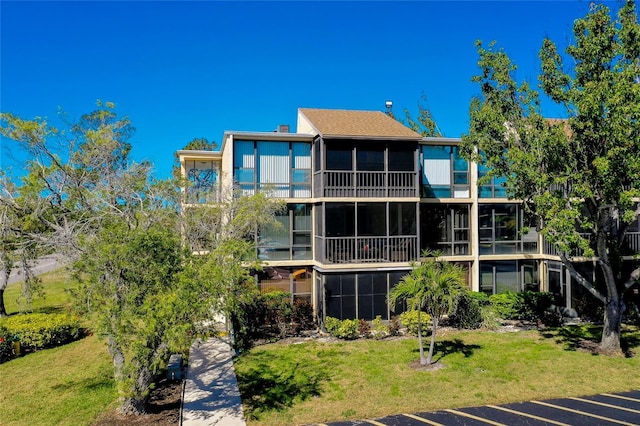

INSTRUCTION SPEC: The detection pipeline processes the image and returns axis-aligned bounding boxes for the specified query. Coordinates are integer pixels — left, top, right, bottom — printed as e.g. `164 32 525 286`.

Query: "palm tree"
389 254 466 365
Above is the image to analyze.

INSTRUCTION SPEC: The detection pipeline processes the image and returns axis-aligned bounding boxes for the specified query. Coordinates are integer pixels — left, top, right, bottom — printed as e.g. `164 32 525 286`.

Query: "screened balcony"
321 170 417 198
322 236 418 264
316 202 419 264
314 139 418 198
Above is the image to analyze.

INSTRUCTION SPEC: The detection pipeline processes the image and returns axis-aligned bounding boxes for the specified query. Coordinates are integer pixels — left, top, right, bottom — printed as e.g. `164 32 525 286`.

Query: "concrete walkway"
181 338 246 426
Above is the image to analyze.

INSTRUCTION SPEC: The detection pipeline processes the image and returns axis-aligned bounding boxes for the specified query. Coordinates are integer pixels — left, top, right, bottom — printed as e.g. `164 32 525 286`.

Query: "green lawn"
0 270 117 426
234 326 640 426
3 268 78 315
4 270 640 426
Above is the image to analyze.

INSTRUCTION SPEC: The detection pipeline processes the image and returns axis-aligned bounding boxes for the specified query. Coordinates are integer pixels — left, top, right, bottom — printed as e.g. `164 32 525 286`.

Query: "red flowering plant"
0 325 15 364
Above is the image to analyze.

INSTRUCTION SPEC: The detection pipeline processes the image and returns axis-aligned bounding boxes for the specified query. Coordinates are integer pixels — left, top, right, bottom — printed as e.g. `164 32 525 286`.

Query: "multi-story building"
177 107 640 323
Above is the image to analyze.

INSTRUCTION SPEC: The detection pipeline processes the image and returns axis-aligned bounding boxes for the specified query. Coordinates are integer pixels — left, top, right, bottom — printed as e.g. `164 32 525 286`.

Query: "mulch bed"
92 379 182 425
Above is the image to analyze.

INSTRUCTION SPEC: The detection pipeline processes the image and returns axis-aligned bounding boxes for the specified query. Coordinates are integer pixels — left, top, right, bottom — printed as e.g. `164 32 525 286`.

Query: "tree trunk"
426 317 437 365
601 298 624 354
106 335 126 388
0 288 7 317
118 396 147 416
417 311 427 365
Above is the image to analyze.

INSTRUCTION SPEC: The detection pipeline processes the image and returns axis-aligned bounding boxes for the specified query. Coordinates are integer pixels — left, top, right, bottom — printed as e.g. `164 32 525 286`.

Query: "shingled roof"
299 108 422 139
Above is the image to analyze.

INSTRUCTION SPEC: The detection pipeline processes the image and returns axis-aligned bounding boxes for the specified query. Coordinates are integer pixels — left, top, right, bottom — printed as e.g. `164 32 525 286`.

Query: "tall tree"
389 254 466 365
0 102 206 414
462 1 640 353
403 94 443 137
0 172 46 316
172 137 217 180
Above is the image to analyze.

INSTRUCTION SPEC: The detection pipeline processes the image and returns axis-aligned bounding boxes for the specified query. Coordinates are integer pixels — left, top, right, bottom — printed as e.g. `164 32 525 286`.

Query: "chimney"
277 124 290 133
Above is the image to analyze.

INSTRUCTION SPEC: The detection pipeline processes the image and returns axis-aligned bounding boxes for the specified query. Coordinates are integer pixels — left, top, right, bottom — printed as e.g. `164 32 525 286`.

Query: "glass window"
421 145 469 198
258 204 312 260
234 141 255 194
480 260 540 295
478 163 508 198
234 140 311 197
420 204 470 255
478 204 537 254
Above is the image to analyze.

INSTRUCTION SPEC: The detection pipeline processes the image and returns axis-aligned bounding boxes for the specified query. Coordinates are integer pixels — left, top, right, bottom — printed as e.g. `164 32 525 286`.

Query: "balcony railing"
622 232 640 255
544 232 640 258
319 171 417 198
323 236 418 264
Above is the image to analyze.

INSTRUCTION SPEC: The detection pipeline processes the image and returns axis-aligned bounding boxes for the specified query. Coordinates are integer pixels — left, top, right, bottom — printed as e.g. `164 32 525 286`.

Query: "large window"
478 204 537 254
324 271 410 320
421 204 470 255
478 163 508 198
480 260 539 294
233 140 311 197
421 145 469 198
184 159 218 203
258 204 312 260
256 267 312 304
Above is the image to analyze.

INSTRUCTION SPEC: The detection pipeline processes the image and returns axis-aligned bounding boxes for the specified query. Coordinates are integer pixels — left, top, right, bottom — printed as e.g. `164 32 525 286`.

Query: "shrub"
357 319 371 337
480 305 501 330
469 291 491 306
489 292 524 320
2 313 80 351
399 310 431 336
263 291 293 338
324 317 359 339
388 316 401 336
0 325 15 364
488 291 555 323
447 291 483 329
292 298 315 332
521 291 555 323
370 316 389 339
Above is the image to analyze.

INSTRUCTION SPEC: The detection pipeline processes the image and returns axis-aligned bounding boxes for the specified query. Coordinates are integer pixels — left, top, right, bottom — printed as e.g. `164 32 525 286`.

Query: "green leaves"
464 1 640 351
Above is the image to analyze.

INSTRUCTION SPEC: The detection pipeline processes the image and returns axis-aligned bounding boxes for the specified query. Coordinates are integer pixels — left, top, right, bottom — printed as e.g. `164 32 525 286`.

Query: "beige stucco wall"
296 111 317 135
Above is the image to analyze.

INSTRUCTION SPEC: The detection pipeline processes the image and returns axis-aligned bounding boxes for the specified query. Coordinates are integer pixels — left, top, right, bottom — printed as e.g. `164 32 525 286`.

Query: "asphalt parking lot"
319 390 640 426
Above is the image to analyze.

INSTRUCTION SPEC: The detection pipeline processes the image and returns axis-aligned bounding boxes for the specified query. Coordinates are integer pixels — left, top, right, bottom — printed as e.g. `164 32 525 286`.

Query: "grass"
0 270 117 426
234 326 640 426
3 268 78 315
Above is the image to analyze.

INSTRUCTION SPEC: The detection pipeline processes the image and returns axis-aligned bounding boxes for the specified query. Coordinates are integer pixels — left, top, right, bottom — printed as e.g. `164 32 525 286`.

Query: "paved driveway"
320 390 640 425
7 255 62 285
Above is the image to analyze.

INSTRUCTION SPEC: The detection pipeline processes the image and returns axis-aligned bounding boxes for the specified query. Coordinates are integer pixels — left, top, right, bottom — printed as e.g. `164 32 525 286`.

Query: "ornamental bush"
0 325 15 364
1 313 81 351
370 315 389 339
324 317 359 339
488 291 555 323
447 291 483 329
399 310 431 336
489 292 523 320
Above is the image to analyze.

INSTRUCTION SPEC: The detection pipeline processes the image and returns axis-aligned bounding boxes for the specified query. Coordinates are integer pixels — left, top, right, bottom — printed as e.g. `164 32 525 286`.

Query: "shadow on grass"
5 305 68 316
235 352 331 420
539 324 602 352
411 338 481 362
540 324 640 357
51 372 113 392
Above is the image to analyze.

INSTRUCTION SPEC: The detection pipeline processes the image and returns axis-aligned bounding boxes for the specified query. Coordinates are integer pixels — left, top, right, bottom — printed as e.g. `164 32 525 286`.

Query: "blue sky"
1 1 603 181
